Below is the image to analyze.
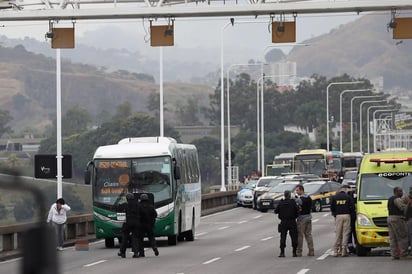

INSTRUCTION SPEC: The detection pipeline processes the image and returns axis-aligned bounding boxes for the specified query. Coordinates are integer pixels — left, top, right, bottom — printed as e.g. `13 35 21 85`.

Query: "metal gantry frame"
2 0 412 21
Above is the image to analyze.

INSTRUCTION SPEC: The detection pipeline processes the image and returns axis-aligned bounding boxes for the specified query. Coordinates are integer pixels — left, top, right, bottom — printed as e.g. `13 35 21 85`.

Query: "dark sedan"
302 180 342 212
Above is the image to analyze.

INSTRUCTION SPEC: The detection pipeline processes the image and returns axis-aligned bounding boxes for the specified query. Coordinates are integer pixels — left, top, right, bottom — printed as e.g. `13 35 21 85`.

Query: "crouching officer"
275 190 299 257
117 193 143 258
139 193 159 257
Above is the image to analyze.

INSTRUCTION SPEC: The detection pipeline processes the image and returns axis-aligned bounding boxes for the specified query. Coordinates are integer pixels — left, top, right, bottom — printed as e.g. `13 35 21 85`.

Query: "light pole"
256 43 306 174
220 19 267 191
373 109 398 151
257 74 295 173
339 88 371 152
56 48 63 198
350 95 384 152
367 105 393 153
220 20 232 192
359 100 387 152
226 63 263 187
326 81 363 151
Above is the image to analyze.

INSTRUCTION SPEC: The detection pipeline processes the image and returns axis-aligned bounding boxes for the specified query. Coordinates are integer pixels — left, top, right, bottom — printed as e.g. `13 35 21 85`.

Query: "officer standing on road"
387 186 409 259
139 193 159 257
117 193 143 258
330 185 354 257
275 190 299 257
295 185 314 257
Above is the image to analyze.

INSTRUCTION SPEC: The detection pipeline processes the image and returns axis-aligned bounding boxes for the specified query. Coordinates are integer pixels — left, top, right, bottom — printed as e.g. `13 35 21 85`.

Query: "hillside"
287 14 412 89
0 45 214 135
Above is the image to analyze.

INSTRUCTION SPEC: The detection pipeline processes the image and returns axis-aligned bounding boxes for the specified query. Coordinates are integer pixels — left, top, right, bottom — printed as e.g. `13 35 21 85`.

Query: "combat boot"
278 248 285 257
308 249 315 256
292 248 297 257
296 248 302 257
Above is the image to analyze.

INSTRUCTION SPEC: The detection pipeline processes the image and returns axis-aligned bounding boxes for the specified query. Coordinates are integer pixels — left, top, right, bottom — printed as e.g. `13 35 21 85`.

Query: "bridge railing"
0 190 237 260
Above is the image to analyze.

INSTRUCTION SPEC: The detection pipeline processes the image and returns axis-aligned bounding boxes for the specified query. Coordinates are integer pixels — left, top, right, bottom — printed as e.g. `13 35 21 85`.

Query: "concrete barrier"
0 191 237 260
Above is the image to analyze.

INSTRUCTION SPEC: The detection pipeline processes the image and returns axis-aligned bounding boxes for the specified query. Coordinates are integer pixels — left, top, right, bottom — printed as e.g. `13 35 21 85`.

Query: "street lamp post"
257 74 295 173
326 81 363 151
339 89 371 151
373 109 398 152
367 105 393 153
350 95 384 152
255 43 306 174
220 19 268 191
226 63 263 187
359 100 387 152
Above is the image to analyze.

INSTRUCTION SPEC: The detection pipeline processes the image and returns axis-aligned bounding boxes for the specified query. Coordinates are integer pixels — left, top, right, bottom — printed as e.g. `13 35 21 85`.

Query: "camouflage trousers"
388 215 409 257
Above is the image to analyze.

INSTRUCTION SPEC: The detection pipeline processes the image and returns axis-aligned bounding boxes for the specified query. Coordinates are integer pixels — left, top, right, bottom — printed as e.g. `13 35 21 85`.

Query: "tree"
174 96 201 126
62 105 92 136
192 136 220 186
0 110 13 137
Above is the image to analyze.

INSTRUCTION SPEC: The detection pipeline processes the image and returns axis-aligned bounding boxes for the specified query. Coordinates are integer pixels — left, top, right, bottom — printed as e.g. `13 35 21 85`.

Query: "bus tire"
356 245 370 256
105 238 115 248
168 235 178 246
177 213 184 242
185 210 196 241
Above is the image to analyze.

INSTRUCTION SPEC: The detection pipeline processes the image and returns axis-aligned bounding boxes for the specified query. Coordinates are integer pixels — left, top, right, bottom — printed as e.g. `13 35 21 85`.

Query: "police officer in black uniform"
275 190 299 257
117 193 143 258
139 193 159 257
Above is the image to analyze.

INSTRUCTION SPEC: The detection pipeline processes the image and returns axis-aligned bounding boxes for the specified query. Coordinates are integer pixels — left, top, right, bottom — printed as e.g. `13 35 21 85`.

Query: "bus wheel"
105 238 115 248
168 235 178 246
356 245 370 256
314 200 322 212
185 213 195 241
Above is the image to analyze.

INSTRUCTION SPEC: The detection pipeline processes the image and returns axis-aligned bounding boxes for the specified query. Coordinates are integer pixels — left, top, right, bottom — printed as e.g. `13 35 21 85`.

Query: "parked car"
237 182 255 207
252 176 283 209
256 181 301 212
302 180 342 212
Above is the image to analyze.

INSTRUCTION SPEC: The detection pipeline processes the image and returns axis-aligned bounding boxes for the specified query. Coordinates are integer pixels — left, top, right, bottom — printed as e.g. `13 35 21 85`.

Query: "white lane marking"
218 226 229 230
0 258 21 264
297 269 310 274
84 260 107 267
195 232 208 237
203 257 221 264
312 219 319 223
238 220 247 224
201 207 241 219
253 215 262 219
317 248 332 260
261 236 274 241
323 213 330 217
235 245 251 252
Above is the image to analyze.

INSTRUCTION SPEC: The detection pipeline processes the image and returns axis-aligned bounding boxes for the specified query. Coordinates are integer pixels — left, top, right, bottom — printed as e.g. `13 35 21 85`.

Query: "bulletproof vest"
278 199 297 220
126 199 141 220
299 196 312 215
388 196 404 216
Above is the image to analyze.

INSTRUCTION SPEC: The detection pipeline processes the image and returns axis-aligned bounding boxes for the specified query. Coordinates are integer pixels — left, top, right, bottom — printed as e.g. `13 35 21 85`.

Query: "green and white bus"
84 137 201 247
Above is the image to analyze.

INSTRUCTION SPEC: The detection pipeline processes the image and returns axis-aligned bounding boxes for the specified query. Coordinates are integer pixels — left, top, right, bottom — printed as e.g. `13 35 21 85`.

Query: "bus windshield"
294 154 326 177
94 156 172 207
358 173 412 201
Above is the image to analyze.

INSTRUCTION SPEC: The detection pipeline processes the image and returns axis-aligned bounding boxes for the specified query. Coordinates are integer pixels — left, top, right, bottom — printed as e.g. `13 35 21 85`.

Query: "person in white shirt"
47 198 71 251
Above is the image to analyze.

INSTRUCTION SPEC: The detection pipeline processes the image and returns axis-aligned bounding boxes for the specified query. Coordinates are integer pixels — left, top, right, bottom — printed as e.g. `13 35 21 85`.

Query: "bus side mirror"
84 161 94 185
174 166 181 180
84 170 91 185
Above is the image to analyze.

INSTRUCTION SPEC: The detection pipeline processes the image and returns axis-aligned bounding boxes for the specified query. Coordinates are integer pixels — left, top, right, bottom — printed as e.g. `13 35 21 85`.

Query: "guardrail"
0 190 238 260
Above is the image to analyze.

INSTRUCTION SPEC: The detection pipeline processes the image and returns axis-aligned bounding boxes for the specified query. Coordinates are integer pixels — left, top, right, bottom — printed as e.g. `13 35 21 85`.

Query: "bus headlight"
157 206 173 219
357 213 372 226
